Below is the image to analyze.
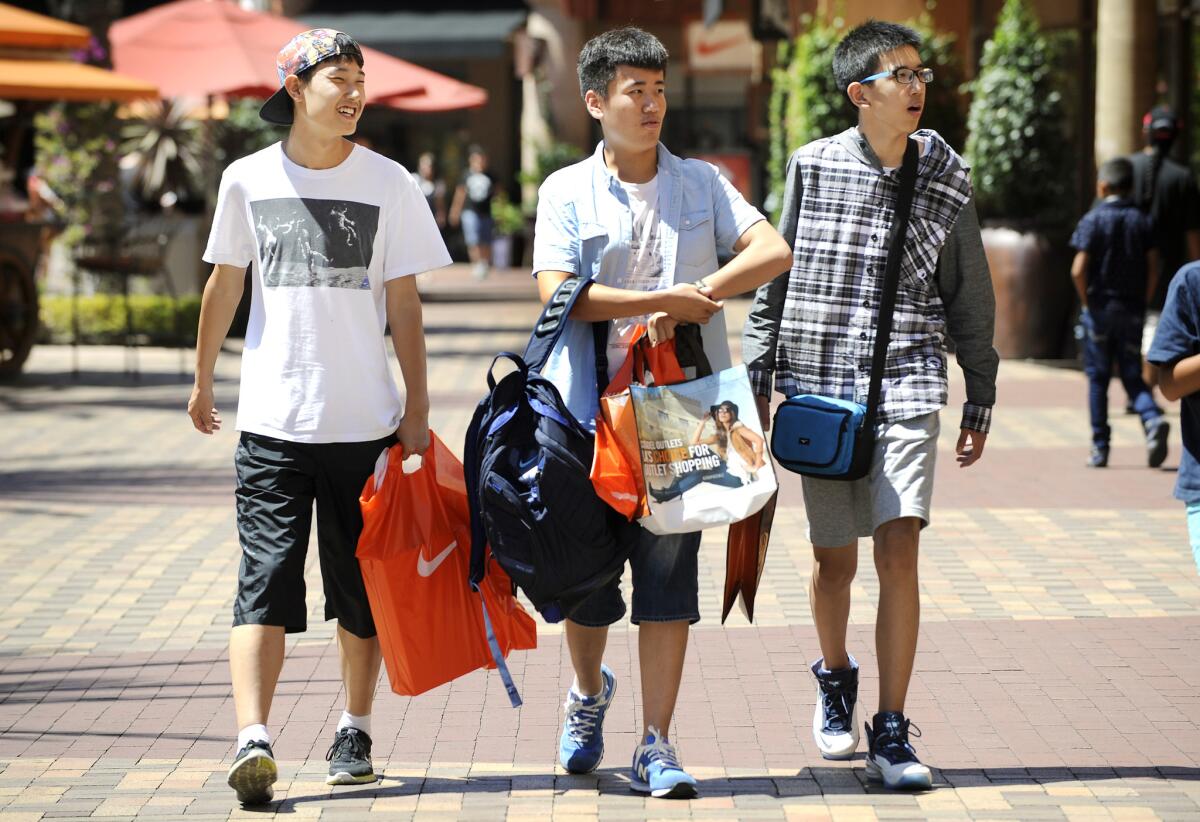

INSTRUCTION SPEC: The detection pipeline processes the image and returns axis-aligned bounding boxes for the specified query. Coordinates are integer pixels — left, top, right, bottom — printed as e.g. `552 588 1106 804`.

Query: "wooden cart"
0 220 46 379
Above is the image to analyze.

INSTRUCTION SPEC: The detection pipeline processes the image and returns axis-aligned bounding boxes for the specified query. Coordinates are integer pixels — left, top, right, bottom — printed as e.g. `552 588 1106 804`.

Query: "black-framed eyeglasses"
861 67 934 86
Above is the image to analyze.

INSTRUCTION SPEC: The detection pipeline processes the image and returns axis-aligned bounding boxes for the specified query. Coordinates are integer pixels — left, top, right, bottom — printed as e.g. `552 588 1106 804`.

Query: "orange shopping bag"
592 326 690 520
357 431 536 704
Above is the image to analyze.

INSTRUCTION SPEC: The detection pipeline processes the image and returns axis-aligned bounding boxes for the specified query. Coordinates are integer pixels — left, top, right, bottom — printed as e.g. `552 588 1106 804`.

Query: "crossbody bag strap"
863 138 920 429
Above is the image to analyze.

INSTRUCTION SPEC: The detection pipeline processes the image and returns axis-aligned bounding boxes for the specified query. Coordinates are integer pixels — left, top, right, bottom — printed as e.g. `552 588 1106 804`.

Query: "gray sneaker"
1146 418 1170 468
226 740 277 805
325 727 376 785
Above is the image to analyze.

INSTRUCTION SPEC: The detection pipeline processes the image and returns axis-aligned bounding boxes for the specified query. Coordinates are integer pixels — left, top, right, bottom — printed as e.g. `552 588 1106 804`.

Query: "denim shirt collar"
586 141 684 284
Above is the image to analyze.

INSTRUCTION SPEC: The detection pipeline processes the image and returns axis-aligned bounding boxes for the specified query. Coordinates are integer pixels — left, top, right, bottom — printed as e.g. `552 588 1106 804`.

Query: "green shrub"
964 0 1071 224
766 15 842 221
518 140 585 214
491 194 527 236
38 294 201 346
911 15 968 154
34 103 123 248
1194 26 1200 174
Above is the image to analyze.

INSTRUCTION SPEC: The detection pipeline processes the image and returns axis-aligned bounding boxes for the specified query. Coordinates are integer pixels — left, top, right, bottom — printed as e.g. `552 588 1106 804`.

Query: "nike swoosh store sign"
686 20 759 72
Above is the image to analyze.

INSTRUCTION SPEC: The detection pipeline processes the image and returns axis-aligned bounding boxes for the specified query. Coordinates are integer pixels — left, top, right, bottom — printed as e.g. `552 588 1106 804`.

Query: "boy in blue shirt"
533 27 791 799
1147 259 1200 573
1070 157 1168 468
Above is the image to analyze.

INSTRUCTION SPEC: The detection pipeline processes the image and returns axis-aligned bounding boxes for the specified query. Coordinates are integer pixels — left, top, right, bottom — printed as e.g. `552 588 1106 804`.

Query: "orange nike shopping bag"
591 326 690 520
357 432 536 704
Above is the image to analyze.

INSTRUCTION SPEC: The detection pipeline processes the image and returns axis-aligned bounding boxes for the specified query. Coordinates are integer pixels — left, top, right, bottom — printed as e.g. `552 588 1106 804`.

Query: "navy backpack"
464 277 634 630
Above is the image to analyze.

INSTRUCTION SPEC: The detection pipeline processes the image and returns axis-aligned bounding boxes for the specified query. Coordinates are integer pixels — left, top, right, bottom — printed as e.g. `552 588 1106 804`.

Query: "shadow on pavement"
263 765 1199 810
0 463 234 503
2 370 194 389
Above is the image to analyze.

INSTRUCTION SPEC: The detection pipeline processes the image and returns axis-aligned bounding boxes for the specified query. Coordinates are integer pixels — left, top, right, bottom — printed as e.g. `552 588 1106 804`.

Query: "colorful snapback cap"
259 28 364 126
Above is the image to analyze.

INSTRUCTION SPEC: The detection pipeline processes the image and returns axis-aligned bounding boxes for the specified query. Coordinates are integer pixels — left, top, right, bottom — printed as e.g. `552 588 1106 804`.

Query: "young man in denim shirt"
533 27 790 799
743 21 998 789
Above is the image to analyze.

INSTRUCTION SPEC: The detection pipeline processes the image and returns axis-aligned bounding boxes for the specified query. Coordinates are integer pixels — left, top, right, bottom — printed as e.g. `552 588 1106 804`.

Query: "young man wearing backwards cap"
187 29 450 806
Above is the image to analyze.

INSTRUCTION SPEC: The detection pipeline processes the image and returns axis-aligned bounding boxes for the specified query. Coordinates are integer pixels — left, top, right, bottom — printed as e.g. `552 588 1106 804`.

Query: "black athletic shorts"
232 431 395 639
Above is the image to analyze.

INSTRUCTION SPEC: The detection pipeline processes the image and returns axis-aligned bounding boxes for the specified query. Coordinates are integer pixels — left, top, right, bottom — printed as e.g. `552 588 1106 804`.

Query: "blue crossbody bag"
771 138 919 481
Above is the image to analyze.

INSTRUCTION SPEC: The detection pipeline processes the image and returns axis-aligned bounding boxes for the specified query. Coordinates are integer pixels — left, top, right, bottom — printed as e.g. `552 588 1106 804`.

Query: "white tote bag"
630 364 777 535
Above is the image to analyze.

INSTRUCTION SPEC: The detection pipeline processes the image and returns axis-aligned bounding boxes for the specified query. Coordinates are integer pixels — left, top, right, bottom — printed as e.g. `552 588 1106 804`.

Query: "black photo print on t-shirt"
251 198 380 289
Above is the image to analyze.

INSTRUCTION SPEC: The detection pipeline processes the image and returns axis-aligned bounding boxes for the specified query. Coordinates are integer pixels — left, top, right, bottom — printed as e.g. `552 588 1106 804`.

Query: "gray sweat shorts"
801 411 939 547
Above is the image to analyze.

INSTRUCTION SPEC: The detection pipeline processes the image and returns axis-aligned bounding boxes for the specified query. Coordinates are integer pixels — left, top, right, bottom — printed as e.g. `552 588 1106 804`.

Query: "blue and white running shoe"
558 663 616 774
629 726 697 799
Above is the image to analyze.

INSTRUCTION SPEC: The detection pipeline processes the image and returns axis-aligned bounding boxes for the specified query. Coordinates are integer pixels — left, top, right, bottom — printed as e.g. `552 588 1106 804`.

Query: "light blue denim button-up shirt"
533 141 765 429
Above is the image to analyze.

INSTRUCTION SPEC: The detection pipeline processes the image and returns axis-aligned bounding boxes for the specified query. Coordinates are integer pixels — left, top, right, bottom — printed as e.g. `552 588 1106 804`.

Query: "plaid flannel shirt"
743 128 998 433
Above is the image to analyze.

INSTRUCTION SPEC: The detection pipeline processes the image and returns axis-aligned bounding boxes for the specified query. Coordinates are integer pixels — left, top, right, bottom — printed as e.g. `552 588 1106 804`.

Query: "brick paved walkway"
1 298 1198 820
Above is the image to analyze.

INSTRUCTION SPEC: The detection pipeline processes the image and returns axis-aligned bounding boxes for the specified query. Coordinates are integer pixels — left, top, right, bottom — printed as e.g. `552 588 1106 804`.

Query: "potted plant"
490 193 527 270
120 99 203 207
965 0 1073 358
517 140 584 265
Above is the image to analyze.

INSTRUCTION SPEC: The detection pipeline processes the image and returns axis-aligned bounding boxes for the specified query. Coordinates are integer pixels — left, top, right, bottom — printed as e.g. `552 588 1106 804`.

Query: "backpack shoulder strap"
522 276 594 373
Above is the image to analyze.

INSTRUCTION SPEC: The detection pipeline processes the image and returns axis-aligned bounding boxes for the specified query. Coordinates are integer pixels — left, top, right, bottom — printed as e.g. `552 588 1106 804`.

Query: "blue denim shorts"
460 209 493 247
566 528 703 626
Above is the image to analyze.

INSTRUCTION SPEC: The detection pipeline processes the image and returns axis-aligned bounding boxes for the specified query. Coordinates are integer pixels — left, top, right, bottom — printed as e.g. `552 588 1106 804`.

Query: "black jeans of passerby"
1083 301 1160 446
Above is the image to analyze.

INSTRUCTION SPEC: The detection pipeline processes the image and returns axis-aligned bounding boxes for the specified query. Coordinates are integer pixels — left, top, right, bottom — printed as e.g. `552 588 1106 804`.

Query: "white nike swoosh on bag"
610 491 639 503
416 540 457 577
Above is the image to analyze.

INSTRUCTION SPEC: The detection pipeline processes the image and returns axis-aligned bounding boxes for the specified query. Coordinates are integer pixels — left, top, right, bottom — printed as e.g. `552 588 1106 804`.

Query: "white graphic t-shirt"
607 175 669 381
204 142 451 443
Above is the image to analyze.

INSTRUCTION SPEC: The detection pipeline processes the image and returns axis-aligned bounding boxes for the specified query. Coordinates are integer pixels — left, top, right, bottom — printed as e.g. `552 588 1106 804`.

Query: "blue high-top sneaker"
630 726 697 799
865 711 933 790
558 664 616 774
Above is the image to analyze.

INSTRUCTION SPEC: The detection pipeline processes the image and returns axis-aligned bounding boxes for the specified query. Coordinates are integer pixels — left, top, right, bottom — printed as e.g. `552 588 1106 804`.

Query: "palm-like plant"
121 100 203 205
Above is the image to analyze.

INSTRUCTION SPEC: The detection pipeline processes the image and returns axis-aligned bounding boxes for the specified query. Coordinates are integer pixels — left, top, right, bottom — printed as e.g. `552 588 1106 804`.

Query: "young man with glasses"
744 21 997 789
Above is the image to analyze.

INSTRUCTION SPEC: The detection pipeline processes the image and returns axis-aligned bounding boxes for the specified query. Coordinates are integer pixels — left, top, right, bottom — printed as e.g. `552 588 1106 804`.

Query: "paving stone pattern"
1 293 1197 819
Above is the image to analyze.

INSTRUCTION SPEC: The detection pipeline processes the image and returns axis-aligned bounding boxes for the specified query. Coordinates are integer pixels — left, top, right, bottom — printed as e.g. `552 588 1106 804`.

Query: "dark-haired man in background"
1070 157 1167 469
1130 106 1200 395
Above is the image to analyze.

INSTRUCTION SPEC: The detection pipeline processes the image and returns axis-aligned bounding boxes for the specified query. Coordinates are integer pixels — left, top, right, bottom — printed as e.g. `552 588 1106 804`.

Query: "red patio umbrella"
109 0 485 112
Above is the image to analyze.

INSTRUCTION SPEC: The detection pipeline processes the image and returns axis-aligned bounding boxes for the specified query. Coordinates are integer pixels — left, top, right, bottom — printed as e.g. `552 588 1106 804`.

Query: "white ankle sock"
337 711 371 737
570 677 602 699
237 724 269 751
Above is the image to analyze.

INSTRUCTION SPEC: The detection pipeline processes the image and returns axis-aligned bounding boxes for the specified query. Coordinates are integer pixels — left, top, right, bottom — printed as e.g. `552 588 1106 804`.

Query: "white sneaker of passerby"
811 656 860 759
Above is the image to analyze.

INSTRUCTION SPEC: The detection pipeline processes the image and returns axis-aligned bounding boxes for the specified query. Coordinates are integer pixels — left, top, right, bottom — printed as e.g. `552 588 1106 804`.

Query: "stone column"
1094 0 1157 162
520 1 591 205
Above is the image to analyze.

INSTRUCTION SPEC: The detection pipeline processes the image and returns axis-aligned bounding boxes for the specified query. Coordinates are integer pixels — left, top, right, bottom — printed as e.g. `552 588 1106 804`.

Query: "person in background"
416 151 447 229
1129 106 1200 394
450 145 495 279
1070 157 1168 468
